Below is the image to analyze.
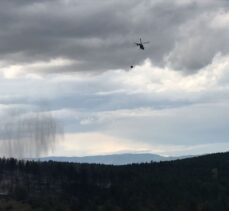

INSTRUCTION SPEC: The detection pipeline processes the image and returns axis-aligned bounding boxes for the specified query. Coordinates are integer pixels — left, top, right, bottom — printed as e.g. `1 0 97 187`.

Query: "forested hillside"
0 152 229 210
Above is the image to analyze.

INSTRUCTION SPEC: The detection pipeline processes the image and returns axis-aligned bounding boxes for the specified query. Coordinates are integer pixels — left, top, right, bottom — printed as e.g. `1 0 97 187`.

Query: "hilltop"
0 152 228 210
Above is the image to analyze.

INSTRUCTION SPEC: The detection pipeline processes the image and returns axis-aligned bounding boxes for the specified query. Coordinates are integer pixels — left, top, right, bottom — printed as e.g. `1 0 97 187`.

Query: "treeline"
0 152 229 210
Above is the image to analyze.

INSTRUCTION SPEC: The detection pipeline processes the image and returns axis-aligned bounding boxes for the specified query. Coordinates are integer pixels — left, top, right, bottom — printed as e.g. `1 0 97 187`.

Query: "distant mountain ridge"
36 153 193 165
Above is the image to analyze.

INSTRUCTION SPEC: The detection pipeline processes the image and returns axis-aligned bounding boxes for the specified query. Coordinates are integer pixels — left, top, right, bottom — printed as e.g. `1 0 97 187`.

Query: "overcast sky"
0 0 229 157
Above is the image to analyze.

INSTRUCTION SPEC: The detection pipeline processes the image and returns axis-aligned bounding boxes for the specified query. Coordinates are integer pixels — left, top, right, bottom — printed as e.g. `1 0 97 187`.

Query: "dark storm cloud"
0 0 229 73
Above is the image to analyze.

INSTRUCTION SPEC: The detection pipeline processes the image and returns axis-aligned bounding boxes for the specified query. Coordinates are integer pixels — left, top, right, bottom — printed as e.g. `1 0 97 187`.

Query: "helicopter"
135 38 150 50
130 38 150 69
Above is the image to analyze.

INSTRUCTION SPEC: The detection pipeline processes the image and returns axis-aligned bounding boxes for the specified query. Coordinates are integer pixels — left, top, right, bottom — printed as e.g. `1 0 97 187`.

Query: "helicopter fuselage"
135 38 149 50
139 44 144 50
136 43 144 50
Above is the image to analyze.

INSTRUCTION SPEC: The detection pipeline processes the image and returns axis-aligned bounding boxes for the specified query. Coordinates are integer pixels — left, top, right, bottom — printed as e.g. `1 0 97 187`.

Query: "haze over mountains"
36 153 193 165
